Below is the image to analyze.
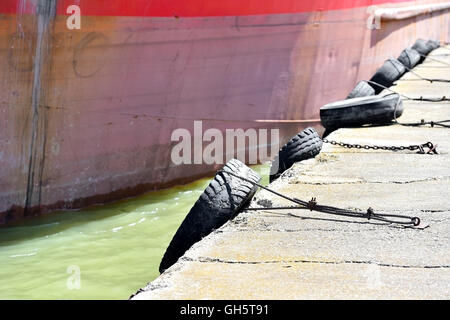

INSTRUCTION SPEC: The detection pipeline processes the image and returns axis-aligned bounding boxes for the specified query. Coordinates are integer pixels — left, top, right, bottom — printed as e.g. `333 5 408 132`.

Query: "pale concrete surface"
132 46 450 300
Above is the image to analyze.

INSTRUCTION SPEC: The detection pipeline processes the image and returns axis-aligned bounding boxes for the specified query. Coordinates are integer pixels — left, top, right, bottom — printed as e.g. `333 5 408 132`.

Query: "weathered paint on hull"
0 0 449 225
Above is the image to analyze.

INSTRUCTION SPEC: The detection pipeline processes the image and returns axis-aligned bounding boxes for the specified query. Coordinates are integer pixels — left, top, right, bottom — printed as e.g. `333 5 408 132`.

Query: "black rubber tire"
159 159 260 273
369 59 406 94
427 39 441 50
412 39 434 62
346 80 376 99
269 127 322 182
320 93 403 130
397 48 421 69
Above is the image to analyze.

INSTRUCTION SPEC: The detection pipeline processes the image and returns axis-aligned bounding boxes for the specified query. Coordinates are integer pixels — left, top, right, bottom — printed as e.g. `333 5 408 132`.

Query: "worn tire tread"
159 159 260 273
269 127 322 182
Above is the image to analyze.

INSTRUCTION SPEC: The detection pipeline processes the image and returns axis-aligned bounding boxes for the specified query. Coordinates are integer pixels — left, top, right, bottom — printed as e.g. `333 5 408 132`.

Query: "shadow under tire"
269 127 322 182
159 159 261 273
320 93 403 130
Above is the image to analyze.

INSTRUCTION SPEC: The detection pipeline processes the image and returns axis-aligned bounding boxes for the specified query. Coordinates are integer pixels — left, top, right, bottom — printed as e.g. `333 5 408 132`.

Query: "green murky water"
0 165 269 300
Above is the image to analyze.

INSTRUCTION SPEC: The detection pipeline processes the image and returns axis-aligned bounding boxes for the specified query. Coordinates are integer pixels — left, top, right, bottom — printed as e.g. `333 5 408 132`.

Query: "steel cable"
418 53 450 67
401 64 450 83
218 170 421 227
365 80 449 102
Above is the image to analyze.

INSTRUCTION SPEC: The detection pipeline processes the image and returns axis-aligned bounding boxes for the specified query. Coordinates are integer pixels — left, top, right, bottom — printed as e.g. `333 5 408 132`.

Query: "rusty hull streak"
24 0 56 215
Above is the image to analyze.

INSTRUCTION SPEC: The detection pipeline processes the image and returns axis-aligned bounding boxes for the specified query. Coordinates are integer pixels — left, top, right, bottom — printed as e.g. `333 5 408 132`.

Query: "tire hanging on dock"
397 48 421 69
159 159 261 273
269 127 322 182
320 93 404 130
412 38 435 62
346 80 376 99
427 39 441 50
369 58 406 94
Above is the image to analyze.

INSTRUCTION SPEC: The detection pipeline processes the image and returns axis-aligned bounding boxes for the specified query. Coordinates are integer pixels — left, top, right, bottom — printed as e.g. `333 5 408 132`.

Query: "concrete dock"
132 47 450 300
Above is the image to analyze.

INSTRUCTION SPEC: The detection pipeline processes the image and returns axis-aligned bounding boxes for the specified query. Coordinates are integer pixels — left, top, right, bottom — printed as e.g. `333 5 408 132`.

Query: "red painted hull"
0 0 449 224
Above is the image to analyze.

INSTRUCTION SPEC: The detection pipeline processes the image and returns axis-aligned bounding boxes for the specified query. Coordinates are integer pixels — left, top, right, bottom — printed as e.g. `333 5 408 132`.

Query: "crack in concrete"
288 175 450 186
221 227 381 233
194 256 450 269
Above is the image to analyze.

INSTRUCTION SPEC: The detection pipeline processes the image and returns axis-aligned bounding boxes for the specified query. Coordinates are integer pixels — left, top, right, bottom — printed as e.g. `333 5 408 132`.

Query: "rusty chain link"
322 139 438 154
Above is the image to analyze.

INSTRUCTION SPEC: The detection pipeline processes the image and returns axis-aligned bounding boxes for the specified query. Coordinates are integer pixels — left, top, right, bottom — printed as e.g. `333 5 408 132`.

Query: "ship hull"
0 0 449 224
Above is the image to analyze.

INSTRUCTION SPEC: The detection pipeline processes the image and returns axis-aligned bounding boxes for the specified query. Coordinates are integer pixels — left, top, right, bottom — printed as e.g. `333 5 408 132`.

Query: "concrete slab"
132 46 450 300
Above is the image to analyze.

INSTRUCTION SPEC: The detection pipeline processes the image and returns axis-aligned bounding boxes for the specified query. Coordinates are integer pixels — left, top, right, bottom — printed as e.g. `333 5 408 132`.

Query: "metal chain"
322 139 438 154
391 91 450 129
363 80 450 129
